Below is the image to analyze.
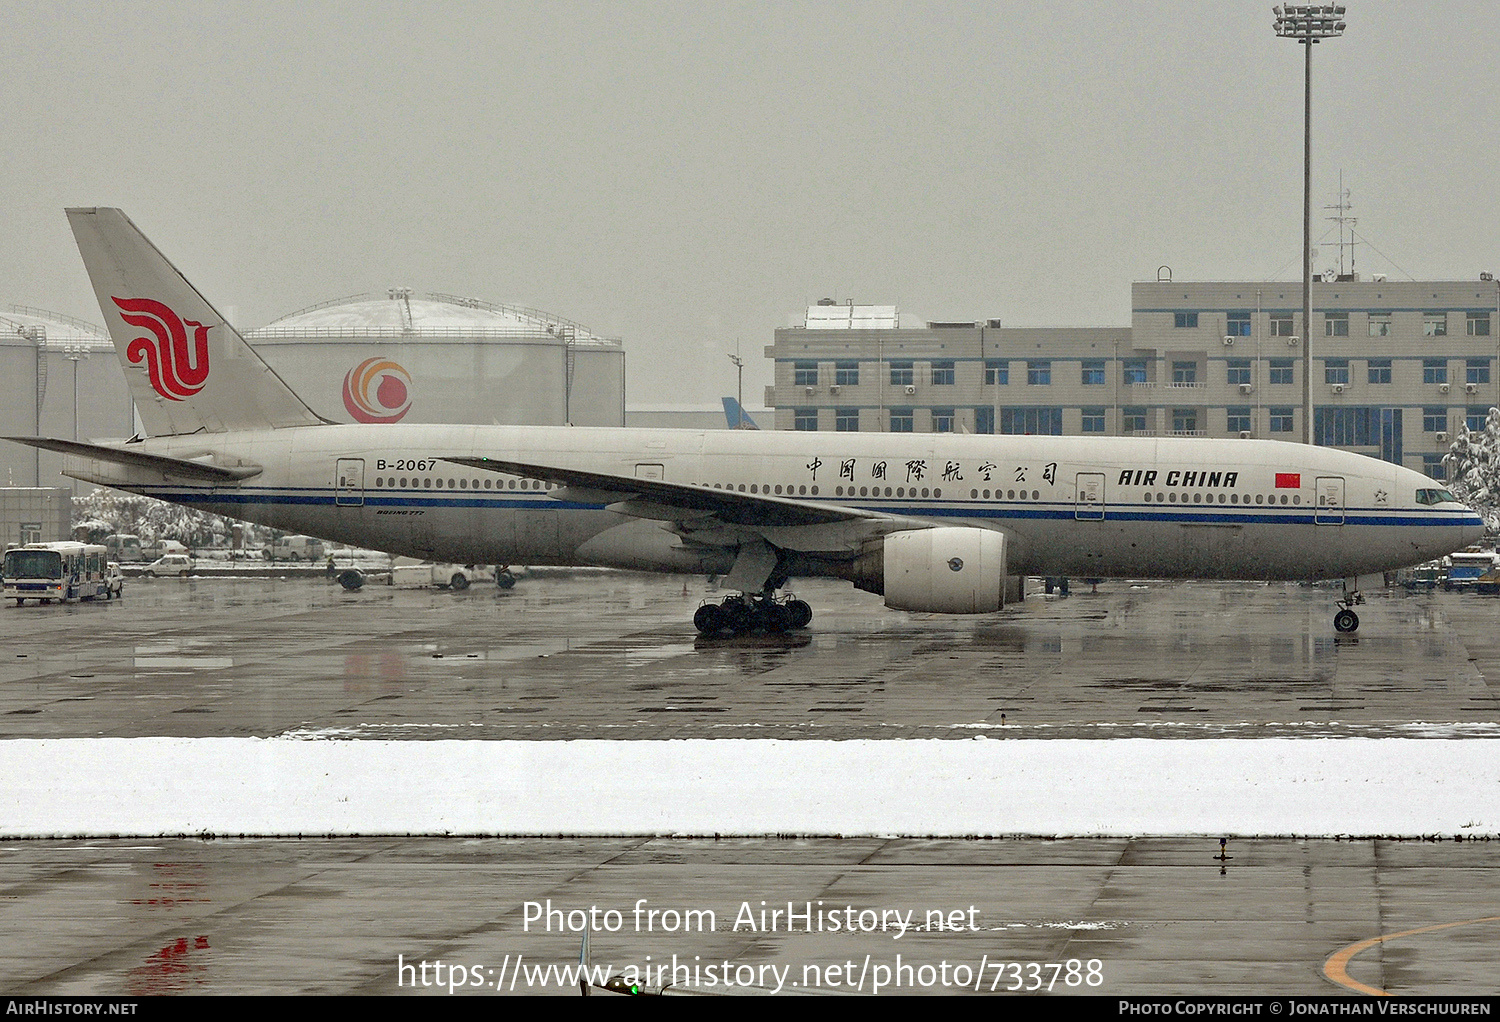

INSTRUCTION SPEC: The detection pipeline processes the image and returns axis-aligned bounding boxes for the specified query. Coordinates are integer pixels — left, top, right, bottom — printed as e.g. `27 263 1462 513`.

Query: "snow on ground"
3 738 1497 838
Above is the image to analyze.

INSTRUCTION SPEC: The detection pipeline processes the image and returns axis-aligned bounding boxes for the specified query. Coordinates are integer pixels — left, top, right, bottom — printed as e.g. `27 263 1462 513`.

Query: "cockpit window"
1415 488 1459 505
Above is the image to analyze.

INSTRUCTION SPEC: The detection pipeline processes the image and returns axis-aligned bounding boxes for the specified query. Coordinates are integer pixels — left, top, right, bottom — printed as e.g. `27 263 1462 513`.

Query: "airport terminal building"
767 279 1500 479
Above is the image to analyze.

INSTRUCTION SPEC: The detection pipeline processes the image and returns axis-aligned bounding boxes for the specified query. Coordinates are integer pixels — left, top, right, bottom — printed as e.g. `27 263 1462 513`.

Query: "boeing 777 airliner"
6 209 1484 634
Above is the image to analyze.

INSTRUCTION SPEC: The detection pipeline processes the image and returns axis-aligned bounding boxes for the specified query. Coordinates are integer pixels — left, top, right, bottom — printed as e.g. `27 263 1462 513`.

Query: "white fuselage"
63 424 1483 584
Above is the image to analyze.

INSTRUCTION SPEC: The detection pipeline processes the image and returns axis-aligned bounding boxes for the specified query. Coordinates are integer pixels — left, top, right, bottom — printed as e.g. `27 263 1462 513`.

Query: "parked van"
264 535 326 562
104 534 143 562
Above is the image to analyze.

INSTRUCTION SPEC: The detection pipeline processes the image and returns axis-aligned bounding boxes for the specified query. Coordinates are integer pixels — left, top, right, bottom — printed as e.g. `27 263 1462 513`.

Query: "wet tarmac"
2 573 1498 995
3 573 1498 741
3 836 1498 996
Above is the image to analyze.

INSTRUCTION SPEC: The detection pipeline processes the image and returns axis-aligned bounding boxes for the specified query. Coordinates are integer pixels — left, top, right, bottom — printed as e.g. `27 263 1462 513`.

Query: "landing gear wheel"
495 569 516 590
1334 609 1359 633
785 599 812 629
764 602 791 633
719 598 752 634
336 569 365 591
693 603 724 635
449 573 470 590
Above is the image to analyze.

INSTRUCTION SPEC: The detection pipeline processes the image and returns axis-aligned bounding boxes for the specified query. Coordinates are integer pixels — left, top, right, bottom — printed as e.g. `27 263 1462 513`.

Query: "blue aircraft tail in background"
722 397 760 429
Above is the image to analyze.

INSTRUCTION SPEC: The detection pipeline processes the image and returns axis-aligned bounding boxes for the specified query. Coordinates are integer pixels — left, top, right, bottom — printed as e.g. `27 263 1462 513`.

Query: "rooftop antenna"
1323 171 1357 279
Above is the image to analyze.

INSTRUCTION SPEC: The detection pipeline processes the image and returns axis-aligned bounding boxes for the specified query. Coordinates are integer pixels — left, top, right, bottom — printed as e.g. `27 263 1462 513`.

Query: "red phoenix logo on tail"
342 357 413 423
112 297 211 401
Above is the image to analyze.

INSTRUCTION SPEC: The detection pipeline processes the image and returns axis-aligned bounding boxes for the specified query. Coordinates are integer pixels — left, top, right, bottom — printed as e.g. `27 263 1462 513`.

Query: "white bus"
3 542 111 605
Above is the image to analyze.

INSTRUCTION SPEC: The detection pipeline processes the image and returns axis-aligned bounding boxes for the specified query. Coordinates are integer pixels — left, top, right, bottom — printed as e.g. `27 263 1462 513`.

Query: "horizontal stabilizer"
4 436 262 483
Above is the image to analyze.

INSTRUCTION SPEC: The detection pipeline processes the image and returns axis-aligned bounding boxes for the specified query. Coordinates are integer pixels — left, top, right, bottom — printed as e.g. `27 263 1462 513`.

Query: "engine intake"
842 527 1008 614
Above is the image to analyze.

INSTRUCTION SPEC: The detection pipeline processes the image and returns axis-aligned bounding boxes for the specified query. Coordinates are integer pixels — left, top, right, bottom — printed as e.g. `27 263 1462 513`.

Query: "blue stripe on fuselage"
131 485 1479 530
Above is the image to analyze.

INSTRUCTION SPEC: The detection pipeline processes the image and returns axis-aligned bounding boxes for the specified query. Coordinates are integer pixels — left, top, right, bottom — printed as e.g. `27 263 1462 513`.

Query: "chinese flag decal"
1275 473 1301 489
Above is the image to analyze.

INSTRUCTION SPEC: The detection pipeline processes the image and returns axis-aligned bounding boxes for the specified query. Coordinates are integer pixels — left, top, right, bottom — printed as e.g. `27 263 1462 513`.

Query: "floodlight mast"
1274 4 1346 445
727 350 745 428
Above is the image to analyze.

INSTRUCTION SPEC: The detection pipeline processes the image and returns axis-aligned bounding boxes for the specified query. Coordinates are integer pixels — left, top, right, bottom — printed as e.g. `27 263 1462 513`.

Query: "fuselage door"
635 463 665 480
1075 472 1105 521
336 458 365 507
1315 476 1344 525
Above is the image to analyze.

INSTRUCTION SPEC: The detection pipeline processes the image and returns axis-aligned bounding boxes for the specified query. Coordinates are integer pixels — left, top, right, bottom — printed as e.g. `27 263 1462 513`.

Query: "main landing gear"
693 591 813 637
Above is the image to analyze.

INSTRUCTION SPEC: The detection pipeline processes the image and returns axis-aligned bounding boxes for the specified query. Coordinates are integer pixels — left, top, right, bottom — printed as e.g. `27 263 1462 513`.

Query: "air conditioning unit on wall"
904 385 916 395
1439 383 1451 393
1436 431 1450 443
1330 383 1345 394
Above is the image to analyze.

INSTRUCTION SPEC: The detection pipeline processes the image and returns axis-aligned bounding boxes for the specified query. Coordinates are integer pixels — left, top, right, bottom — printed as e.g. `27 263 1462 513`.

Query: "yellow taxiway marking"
1324 915 1500 996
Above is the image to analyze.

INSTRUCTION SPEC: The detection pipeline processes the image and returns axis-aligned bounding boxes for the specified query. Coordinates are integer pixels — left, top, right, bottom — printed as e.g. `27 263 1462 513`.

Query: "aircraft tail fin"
66 207 326 437
721 397 759 430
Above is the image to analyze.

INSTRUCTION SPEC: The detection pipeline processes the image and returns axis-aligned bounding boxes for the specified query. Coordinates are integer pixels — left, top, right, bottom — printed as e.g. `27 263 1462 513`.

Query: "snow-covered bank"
3 738 1496 838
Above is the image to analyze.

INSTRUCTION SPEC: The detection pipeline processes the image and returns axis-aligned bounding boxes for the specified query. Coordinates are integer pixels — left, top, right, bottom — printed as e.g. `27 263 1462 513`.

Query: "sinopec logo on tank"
342 357 413 423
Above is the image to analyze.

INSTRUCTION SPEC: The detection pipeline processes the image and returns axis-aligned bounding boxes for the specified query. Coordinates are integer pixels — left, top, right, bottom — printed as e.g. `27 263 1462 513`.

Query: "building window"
1226 311 1251 337
1424 312 1448 337
1000 407 1063 435
1081 360 1105 385
1081 407 1105 432
1468 312 1492 337
1269 407 1295 433
1171 408 1198 433
1467 407 1488 432
1174 312 1199 328
1368 359 1391 384
984 360 1008 386
930 361 955 386
931 408 955 433
1368 312 1392 337
1226 359 1251 386
1269 313 1295 336
1315 407 1381 447
1324 312 1349 337
1423 408 1447 433
889 408 913 433
1123 358 1147 385
1422 454 1447 480
1324 359 1350 385
834 361 859 387
1171 361 1197 385
1123 407 1147 433
835 407 860 431
1423 360 1448 385
1027 361 1051 386
794 408 818 431
794 362 818 387
1269 359 1294 386
1227 407 1251 433
1467 359 1491 385
975 407 994 434
889 361 913 387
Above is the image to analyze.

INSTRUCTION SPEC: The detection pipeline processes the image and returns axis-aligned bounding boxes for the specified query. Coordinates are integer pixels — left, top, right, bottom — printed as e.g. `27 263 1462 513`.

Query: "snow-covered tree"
1444 407 1500 534
71 487 263 549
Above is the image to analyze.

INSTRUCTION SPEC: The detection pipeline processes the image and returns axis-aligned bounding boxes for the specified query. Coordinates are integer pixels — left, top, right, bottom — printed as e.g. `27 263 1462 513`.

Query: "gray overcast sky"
3 1 1496 406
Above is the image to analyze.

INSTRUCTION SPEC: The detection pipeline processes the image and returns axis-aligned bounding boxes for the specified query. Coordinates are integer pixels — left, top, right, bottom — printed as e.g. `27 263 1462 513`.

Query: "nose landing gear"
1334 586 1365 634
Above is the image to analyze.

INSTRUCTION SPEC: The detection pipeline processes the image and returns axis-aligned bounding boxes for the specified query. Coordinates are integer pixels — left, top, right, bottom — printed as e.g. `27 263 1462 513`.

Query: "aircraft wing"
5 436 263 483
445 456 894 529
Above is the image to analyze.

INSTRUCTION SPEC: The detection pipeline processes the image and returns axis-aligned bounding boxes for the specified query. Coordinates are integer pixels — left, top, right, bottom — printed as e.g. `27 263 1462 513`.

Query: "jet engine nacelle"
862 527 1007 614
